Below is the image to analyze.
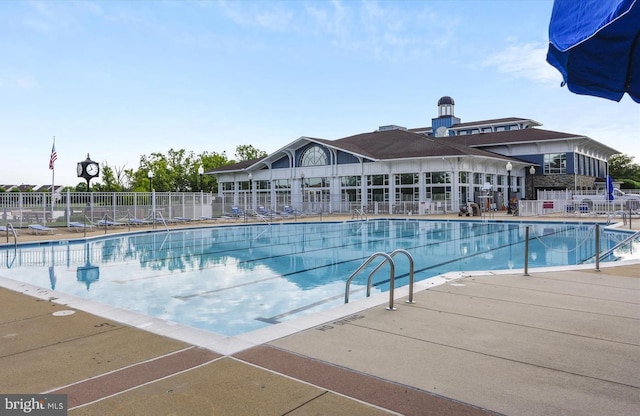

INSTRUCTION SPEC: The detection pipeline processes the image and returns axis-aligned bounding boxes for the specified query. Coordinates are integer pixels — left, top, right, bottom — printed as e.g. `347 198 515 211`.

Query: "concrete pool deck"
1 213 639 415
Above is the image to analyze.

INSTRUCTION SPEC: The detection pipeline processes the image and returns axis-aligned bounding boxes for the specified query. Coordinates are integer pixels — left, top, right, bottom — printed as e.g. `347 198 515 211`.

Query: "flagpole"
50 136 56 224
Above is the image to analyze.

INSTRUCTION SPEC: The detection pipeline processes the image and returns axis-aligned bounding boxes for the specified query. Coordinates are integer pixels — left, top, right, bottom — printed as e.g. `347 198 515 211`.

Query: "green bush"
620 178 640 189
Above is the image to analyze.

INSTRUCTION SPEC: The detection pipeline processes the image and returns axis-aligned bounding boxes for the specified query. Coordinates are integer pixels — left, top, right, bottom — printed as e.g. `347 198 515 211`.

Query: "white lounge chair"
97 219 125 227
68 222 95 232
173 217 192 222
0 225 19 235
28 224 55 235
199 216 218 221
128 217 151 226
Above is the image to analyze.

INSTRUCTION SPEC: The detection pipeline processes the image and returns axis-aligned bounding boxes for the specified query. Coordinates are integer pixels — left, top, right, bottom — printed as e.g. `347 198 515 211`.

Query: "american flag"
49 140 57 170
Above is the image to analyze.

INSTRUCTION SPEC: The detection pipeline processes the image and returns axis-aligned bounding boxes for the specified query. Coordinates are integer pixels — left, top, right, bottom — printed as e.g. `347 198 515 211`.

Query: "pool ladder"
4 223 17 246
152 210 170 231
344 249 415 310
352 208 367 220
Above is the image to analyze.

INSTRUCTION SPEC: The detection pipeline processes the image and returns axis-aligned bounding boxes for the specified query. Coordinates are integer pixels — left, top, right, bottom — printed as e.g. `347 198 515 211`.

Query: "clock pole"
77 154 99 193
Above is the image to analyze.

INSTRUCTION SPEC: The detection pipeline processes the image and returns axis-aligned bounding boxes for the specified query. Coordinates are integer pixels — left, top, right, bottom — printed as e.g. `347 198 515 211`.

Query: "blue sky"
1 0 638 187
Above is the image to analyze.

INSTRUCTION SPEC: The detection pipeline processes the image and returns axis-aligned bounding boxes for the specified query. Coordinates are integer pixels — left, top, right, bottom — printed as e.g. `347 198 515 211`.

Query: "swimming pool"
0 219 635 336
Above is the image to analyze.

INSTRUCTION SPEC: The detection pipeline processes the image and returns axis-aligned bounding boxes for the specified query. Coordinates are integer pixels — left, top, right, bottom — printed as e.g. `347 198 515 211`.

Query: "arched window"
299 145 328 167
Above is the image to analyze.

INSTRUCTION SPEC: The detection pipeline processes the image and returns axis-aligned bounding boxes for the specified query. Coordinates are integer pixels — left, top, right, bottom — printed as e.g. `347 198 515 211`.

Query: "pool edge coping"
2 254 639 356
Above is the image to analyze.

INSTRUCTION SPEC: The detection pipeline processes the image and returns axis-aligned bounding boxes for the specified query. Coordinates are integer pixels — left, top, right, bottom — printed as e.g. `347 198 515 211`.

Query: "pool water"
0 219 633 336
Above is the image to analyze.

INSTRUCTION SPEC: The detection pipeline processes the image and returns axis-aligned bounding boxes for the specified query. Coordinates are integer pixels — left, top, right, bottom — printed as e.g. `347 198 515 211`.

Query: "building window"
367 188 388 202
300 145 328 167
425 172 450 184
367 174 388 186
544 153 567 174
273 179 290 189
256 180 270 190
396 187 419 202
396 173 418 185
221 182 234 191
459 171 470 183
341 176 361 187
306 177 329 188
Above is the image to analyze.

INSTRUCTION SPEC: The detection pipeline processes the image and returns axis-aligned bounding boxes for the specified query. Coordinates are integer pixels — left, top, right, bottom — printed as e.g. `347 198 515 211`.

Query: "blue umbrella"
606 175 615 200
546 0 640 103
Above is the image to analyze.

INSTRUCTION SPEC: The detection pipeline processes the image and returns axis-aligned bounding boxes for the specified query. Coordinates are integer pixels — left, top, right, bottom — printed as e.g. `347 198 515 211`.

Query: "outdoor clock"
77 154 100 180
86 162 99 177
77 153 99 192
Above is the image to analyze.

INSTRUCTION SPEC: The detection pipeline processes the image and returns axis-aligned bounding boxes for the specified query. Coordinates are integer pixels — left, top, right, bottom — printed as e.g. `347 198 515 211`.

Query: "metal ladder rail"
584 229 640 263
247 209 273 226
352 208 367 220
344 252 397 310
5 246 17 268
153 211 170 232
4 223 18 246
366 249 416 304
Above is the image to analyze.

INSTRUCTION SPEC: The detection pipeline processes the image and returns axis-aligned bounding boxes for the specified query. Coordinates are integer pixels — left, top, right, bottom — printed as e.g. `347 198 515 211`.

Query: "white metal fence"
0 191 221 227
2 190 638 228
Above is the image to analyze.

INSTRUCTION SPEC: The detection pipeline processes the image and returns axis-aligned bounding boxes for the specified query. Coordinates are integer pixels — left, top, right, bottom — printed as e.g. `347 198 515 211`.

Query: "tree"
94 164 121 192
198 151 231 192
235 144 267 162
608 154 640 183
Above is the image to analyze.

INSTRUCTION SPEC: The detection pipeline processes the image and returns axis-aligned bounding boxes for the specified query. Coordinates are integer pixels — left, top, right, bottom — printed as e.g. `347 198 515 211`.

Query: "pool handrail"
352 208 367 220
365 249 415 304
153 210 170 232
345 251 397 310
3 223 17 246
585 229 640 264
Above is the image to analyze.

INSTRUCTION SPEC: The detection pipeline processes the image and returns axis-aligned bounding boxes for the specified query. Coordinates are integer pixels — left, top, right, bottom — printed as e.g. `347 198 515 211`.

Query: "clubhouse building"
207 97 619 214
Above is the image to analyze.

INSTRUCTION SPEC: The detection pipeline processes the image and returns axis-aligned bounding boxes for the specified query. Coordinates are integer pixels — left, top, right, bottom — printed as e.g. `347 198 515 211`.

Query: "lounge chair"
282 206 303 216
28 224 55 235
68 222 95 232
127 217 151 226
198 216 218 221
0 225 19 235
230 207 244 217
173 217 192 222
97 219 125 227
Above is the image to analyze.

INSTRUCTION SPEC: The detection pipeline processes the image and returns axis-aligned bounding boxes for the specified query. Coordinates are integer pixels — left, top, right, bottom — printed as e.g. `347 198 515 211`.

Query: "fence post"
524 225 530 276
66 189 71 224
152 190 156 230
595 223 600 272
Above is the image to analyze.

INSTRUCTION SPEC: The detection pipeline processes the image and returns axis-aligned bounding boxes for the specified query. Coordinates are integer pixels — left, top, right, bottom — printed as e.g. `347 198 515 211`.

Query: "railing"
352 208 367 220
518 199 639 219
365 249 415 304
585 230 640 264
3 223 17 246
344 249 415 310
345 252 395 309
153 211 170 232
246 209 273 225
6 190 638 223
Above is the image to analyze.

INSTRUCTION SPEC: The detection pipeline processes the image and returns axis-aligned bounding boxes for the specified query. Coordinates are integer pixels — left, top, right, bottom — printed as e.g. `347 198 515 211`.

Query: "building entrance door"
305 189 328 212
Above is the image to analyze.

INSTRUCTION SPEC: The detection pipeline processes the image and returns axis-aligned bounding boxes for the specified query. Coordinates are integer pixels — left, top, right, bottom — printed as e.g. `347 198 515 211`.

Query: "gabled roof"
328 129 511 160
447 128 582 147
205 158 264 173
452 117 540 129
408 117 541 133
207 129 518 174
